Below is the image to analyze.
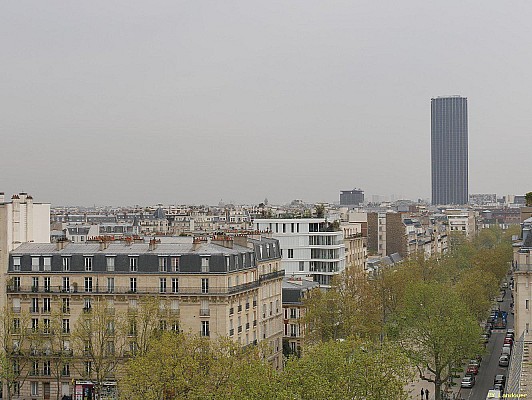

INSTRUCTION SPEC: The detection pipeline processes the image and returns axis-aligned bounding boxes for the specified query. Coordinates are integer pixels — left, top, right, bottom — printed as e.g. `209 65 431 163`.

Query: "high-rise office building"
340 189 364 207
431 96 468 205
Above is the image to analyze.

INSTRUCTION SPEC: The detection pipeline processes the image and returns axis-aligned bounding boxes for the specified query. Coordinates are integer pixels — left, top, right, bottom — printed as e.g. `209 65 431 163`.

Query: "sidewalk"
406 373 464 400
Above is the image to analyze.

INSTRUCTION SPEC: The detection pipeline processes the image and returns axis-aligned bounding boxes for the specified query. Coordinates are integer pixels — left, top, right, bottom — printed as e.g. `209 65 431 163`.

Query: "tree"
119 332 284 400
526 191 532 206
122 296 162 357
45 308 74 400
455 268 499 323
303 268 382 344
71 299 125 398
283 339 413 400
0 307 31 400
388 282 483 400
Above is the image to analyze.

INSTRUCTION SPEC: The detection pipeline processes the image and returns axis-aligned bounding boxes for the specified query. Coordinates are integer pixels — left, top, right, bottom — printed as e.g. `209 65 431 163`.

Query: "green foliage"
388 282 483 400
526 191 532 206
283 339 413 400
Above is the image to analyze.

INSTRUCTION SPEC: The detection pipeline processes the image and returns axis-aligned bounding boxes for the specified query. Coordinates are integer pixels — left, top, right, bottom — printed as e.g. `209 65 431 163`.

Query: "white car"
461 375 475 388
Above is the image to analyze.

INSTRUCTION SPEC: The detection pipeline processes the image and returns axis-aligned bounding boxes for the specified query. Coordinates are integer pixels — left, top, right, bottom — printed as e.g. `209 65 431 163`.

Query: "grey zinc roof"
11 241 253 256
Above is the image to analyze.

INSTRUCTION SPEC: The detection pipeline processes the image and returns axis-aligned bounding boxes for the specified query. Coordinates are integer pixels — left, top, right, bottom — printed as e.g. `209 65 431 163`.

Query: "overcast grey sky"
1 1 531 206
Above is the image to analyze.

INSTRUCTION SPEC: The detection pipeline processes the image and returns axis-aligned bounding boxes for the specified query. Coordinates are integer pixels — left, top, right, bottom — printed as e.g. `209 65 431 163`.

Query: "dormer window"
129 257 138 272
12 257 21 272
31 257 40 272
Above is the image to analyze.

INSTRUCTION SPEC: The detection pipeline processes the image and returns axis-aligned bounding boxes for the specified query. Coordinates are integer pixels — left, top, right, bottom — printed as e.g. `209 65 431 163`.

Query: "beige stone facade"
5 236 283 399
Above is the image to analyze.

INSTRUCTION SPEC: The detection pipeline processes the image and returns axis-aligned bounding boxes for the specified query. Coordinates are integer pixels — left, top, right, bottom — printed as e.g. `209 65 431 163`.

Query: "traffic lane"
461 291 512 399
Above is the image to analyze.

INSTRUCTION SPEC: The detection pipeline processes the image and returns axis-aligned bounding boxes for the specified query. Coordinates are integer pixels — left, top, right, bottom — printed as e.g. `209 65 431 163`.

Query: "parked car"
497 295 504 302
502 346 511 356
486 389 502 399
469 359 481 368
461 375 475 388
494 374 506 387
467 364 479 375
504 337 513 346
506 329 515 338
502 343 512 354
493 383 505 394
481 334 490 344
498 354 510 367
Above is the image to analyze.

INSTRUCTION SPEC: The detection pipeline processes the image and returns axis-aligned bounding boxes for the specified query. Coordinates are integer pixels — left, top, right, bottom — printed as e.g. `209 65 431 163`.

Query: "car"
467 364 479 375
498 354 510 367
503 343 512 352
504 337 513 346
493 383 505 394
507 329 515 336
497 296 504 302
461 375 475 388
481 334 490 344
494 374 506 386
501 346 511 356
486 389 502 399
469 359 481 368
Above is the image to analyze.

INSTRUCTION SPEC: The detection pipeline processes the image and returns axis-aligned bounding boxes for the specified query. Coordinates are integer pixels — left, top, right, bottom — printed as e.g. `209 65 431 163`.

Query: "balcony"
199 309 210 317
169 309 180 316
259 270 285 283
8 284 262 296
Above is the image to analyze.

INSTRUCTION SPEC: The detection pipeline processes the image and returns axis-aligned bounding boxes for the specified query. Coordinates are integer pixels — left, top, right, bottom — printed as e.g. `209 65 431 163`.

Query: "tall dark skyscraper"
431 96 468 205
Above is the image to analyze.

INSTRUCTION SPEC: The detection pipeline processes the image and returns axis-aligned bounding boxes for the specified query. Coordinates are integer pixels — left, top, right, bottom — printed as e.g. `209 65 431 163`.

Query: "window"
107 277 115 293
171 257 179 272
43 319 50 334
129 320 137 336
527 299 529 310
159 320 167 330
31 381 39 396
32 318 39 332
106 257 115 272
129 257 138 272
106 320 115 335
44 277 51 292
62 257 70 271
32 257 40 271
62 277 70 292
62 298 70 313
201 278 209 294
200 299 209 316
62 319 70 334
130 278 137 293
84 277 93 293
43 257 51 271
159 278 167 293
13 298 21 313
106 341 115 356
62 364 70 377
84 257 93 272
299 261 304 271
13 277 20 291
43 298 50 313
31 298 39 313
13 257 21 271
85 361 92 375
201 321 210 337
201 257 210 273
159 257 168 272
290 308 297 319
287 249 294 259
84 298 92 311
43 360 50 376
32 277 39 292
171 278 178 293
13 318 20 333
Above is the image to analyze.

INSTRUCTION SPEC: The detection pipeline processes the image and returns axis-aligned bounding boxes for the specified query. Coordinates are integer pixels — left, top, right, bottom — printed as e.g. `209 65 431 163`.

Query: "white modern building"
443 209 477 237
253 218 346 286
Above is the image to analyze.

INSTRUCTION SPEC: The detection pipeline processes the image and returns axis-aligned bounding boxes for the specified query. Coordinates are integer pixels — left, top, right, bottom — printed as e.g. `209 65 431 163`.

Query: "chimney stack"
212 235 234 249
56 239 68 251
148 238 159 251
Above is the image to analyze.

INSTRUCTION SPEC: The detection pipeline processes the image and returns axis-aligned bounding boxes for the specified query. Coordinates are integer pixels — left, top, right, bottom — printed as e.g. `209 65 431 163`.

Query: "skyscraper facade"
431 96 468 205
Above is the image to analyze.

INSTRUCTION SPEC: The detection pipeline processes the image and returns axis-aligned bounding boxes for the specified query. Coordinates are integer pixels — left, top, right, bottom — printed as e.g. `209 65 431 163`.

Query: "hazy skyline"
1 1 531 206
